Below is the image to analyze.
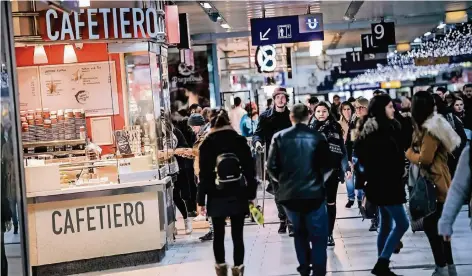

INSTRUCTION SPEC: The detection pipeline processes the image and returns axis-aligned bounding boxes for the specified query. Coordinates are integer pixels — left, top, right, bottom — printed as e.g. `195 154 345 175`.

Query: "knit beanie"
187 113 206 126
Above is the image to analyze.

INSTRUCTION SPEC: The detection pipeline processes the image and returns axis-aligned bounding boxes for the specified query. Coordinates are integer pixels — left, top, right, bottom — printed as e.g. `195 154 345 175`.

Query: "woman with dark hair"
198 108 258 276
452 97 465 122
240 102 259 137
353 94 409 276
407 91 461 276
432 93 467 177
309 102 351 246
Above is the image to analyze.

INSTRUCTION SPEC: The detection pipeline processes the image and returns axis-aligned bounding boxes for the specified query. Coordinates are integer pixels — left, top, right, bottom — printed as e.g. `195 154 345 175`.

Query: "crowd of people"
166 84 472 276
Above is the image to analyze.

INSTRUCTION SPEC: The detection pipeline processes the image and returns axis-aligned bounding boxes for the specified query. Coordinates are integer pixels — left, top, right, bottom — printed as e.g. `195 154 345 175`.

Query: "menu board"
22 61 119 117
17 67 42 110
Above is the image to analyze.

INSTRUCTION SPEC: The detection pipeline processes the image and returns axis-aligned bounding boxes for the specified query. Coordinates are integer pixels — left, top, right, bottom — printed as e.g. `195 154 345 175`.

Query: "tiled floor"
74 190 472 276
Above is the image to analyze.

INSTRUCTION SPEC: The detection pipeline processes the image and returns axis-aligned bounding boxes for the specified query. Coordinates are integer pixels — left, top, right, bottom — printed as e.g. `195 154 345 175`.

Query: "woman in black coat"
309 102 350 247
198 109 257 276
354 94 409 276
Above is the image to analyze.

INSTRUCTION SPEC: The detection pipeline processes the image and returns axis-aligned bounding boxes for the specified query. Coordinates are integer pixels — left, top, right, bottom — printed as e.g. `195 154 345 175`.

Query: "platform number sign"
346 51 363 63
371 21 396 47
361 34 388 54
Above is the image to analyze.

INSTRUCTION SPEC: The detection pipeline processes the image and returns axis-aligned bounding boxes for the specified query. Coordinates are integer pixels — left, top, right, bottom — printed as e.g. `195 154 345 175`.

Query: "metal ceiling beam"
191 13 445 43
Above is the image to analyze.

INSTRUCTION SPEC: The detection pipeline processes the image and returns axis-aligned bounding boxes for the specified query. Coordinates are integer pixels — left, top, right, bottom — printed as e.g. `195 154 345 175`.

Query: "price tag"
371 21 396 47
118 158 132 174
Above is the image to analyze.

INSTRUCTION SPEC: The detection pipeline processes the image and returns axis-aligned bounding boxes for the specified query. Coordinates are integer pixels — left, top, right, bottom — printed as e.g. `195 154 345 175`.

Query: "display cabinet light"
437 22 446 29
423 32 432 36
413 37 422 43
33 45 48 64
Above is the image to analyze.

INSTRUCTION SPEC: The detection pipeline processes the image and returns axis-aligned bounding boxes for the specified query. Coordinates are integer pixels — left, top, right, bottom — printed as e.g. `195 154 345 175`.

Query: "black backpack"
215 153 243 190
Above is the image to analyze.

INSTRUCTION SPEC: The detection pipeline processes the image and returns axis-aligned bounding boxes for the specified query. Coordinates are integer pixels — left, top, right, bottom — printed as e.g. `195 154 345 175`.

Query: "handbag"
359 194 377 220
408 164 437 221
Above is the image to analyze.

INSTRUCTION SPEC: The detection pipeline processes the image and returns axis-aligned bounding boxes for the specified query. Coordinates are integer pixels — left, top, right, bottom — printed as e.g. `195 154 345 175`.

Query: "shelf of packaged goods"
23 150 86 157
22 139 86 148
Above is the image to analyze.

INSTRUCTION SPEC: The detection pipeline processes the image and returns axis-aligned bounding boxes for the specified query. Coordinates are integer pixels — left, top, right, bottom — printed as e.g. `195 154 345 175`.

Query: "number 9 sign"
371 21 396 46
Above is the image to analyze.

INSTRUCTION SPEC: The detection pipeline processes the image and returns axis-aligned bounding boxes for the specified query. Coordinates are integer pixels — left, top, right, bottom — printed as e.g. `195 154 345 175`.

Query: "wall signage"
42 8 165 41
361 34 388 54
251 13 324 46
371 21 396 47
255 45 277 73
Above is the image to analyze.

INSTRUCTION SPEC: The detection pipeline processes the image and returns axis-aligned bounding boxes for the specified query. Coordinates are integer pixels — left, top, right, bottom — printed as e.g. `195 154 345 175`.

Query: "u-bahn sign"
251 13 324 46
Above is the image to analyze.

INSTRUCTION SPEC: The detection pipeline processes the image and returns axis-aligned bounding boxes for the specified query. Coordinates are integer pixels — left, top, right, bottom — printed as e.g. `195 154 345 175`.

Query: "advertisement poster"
38 61 119 116
168 48 210 113
17 67 42 110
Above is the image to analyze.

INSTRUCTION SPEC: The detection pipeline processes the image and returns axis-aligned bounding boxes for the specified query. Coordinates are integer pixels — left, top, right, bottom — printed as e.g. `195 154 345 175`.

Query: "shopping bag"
249 203 264 226
409 165 437 221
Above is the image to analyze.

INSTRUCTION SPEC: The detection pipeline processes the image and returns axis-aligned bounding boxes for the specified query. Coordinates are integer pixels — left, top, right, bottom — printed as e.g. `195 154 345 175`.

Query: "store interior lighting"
413 37 422 43
33 45 48 64
221 23 230 29
63 45 78 64
423 31 432 36
200 2 212 9
79 0 90 8
437 22 446 29
445 10 468 24
309 41 323 57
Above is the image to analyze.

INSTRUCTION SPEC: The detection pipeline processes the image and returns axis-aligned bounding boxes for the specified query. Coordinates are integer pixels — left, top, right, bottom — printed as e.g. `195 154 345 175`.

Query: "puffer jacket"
354 117 406 206
267 123 332 203
406 113 461 203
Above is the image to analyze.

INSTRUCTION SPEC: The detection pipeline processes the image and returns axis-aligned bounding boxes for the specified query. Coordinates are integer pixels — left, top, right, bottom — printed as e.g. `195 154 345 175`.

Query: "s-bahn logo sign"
256 45 277 73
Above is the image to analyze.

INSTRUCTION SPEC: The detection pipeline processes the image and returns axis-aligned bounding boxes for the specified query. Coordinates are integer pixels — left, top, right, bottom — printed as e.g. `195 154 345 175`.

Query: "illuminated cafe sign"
42 8 165 41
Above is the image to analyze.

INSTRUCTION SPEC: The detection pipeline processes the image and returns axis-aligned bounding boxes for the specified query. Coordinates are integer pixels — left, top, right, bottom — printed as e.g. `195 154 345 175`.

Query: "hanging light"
79 0 90 7
33 45 48 64
63 45 77 64
437 22 446 29
423 31 432 37
309 40 323 56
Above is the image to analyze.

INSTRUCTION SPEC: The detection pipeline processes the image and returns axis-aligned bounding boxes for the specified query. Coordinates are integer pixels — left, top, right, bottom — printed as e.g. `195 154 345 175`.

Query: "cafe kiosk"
15 5 179 275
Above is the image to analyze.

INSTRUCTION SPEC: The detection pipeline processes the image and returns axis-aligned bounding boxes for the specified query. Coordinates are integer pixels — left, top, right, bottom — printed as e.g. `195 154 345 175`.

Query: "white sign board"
29 192 161 265
17 67 42 110
38 61 119 116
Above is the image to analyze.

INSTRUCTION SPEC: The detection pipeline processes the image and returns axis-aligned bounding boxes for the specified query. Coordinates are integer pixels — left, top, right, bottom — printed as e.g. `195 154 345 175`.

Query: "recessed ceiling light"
437 23 446 29
413 37 422 43
201 2 212 9
221 23 231 29
424 31 432 36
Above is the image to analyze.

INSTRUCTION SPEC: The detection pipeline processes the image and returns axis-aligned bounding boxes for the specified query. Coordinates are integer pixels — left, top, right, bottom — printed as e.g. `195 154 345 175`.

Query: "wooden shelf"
23 150 86 156
23 139 86 148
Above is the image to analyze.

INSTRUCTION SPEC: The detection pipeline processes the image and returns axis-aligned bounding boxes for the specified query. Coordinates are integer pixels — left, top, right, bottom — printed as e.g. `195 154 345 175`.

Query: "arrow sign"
260 28 271 41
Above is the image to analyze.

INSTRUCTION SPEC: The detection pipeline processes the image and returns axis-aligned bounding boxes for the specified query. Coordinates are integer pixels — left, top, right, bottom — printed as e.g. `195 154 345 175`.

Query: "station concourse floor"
75 189 472 276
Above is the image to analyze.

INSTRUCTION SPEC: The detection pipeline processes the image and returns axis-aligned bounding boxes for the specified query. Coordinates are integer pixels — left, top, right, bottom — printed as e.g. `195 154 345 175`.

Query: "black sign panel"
361 34 388 54
346 51 364 63
371 21 396 47
340 57 388 72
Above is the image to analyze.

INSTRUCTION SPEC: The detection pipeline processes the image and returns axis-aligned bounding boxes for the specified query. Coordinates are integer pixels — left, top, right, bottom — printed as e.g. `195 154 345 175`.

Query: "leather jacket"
267 123 332 202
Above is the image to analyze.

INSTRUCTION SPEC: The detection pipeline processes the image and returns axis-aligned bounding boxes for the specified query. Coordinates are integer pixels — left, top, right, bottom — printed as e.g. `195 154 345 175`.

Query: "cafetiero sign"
41 8 165 41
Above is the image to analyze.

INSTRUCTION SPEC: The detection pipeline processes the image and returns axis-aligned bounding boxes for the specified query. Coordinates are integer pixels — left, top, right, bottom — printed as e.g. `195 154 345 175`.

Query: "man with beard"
462 84 472 132
254 87 293 235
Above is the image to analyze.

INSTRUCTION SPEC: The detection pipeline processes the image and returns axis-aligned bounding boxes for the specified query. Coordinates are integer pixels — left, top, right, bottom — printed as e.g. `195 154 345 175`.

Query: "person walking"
452 97 465 122
267 103 332 276
309 102 350 247
240 102 259 137
330 95 341 120
338 101 362 208
406 91 461 276
353 94 410 276
229 97 247 135
253 87 293 235
198 109 258 276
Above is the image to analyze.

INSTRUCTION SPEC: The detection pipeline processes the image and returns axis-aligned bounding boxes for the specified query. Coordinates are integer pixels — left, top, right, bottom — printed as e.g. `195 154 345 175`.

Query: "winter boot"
184 218 193 234
199 230 213 241
278 220 287 234
371 258 399 276
393 240 403 254
327 235 335 246
431 266 449 276
215 263 228 276
345 200 354 208
231 265 244 276
288 223 295 237
369 218 379 232
448 265 457 276
13 225 19 235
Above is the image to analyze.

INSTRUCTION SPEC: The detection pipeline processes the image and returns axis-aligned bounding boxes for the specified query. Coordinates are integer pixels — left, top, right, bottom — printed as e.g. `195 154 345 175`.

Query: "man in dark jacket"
253 87 292 234
267 104 332 276
330 94 341 120
462 84 472 131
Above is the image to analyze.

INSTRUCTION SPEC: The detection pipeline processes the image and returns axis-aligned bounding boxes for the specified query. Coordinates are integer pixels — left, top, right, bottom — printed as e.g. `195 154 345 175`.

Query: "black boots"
327 235 335 246
369 218 379 232
393 241 403 254
199 230 213 241
288 224 295 237
371 258 399 276
278 220 287 234
345 200 355 208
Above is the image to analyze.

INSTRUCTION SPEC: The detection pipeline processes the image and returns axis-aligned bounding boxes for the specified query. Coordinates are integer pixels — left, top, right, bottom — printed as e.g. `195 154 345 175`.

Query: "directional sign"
371 21 396 47
251 13 324 46
255 45 277 73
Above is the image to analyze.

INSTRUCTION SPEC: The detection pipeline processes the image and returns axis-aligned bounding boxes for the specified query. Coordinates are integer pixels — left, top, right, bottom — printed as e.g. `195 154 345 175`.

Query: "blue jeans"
346 175 363 201
378 205 409 260
284 203 328 276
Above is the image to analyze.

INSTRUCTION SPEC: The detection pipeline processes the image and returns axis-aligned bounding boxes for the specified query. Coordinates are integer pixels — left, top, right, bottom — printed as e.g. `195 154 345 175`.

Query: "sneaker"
448 265 458 276
231 265 244 276
184 218 193 235
369 219 378 232
278 220 287 234
371 258 398 276
288 224 294 237
345 200 355 208
432 266 448 276
215 263 228 276
327 235 335 246
199 230 213 241
193 214 207 222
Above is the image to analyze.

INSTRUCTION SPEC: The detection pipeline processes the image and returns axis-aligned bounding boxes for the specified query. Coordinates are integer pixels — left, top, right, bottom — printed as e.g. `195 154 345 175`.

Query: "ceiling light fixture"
437 22 446 29
201 2 212 9
221 23 230 29
33 45 48 64
423 31 432 36
79 0 90 8
413 37 422 43
309 40 323 57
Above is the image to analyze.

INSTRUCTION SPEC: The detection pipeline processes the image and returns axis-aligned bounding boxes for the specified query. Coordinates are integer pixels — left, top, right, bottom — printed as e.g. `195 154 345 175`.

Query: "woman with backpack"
310 102 351 247
198 108 258 276
407 91 461 276
353 94 409 276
